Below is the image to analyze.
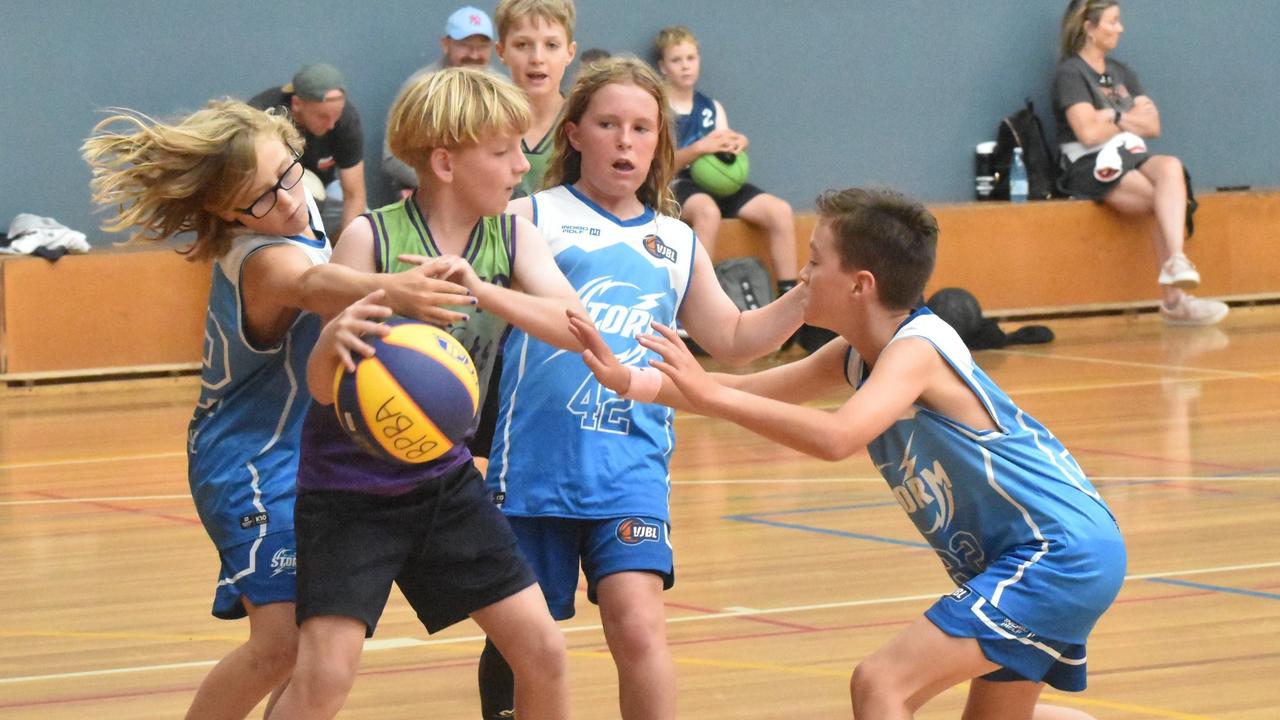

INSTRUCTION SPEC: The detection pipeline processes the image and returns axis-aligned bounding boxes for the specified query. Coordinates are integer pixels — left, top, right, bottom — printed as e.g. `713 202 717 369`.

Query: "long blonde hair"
1060 0 1120 59
541 56 678 216
82 99 300 262
387 67 532 176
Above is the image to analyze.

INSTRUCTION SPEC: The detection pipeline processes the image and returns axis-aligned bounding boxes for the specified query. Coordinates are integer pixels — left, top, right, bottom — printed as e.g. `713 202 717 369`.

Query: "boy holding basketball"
570 187 1125 720
495 0 577 198
271 68 582 720
655 25 800 304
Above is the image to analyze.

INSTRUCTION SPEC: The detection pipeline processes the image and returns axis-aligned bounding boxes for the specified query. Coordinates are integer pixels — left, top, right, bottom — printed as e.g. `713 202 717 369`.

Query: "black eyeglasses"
235 157 305 218
1098 72 1114 88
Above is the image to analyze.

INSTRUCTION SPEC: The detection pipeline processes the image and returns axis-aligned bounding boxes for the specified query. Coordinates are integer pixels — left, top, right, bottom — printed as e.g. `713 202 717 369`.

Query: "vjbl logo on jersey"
642 234 677 263
617 517 662 545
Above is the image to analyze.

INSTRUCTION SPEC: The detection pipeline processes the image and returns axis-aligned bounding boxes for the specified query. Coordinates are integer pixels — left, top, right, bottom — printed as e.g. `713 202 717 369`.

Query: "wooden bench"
0 243 210 380
712 189 1280 316
2 190 1276 380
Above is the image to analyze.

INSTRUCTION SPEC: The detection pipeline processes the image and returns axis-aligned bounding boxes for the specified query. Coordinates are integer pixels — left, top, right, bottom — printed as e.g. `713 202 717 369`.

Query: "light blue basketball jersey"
188 195 330 550
855 309 1125 643
488 184 697 521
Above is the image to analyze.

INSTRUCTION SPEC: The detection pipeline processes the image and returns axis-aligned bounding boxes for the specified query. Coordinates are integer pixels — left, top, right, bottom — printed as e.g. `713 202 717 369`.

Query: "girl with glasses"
83 98 475 720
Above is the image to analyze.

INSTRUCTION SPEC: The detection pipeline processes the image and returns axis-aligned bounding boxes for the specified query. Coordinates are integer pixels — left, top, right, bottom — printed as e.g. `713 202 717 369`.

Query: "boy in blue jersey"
270 68 581 720
570 187 1124 720
83 100 475 720
655 26 800 304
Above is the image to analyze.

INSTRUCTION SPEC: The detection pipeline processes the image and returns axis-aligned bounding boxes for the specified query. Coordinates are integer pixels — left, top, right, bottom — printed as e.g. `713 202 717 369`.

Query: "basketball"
690 151 749 198
927 287 984 340
332 319 480 464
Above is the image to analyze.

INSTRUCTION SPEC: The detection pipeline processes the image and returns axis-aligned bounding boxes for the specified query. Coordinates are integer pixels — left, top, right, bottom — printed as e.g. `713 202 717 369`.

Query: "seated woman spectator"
1054 0 1227 326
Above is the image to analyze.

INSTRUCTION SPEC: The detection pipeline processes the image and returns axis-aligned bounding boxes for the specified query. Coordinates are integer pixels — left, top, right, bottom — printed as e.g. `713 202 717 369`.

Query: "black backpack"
991 99 1060 200
714 256 775 310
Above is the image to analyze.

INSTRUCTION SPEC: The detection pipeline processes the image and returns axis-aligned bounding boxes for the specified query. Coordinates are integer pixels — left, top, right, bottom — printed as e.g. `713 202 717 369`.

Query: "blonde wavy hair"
387 67 532 176
82 99 300 262
1060 0 1120 59
541 56 678 216
495 0 576 43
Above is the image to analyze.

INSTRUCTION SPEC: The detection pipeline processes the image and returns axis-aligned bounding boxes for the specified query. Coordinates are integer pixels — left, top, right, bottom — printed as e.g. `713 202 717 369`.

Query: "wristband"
1113 108 1122 125
622 365 662 403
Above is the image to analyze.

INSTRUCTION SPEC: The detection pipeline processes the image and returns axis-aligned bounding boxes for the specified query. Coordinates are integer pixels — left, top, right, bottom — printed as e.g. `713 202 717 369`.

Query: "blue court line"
735 501 900 518
723 513 931 549
1145 577 1280 601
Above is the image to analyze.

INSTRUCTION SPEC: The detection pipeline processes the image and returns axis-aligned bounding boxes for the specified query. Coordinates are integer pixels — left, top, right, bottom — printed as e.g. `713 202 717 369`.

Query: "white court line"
6 559 1280 685
4 475 1276 508
0 451 185 471
991 348 1266 379
0 494 191 507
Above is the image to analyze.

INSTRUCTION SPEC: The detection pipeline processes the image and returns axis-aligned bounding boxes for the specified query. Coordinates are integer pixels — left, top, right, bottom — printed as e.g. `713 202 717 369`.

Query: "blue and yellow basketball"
332 319 480 464
690 151 750 198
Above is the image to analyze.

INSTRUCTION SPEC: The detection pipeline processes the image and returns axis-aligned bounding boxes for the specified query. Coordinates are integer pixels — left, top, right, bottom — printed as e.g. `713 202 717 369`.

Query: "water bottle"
1009 147 1029 203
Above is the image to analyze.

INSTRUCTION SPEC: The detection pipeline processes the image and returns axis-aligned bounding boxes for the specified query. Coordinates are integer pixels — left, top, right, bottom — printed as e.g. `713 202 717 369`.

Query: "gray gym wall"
2 0 1274 245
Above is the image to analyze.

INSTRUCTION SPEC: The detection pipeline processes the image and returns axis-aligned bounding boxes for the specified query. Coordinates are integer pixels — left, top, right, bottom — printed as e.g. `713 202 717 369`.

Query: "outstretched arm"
638 323 930 461
675 243 805 366
568 310 849 411
292 215 475 324
409 217 585 351
306 290 393 403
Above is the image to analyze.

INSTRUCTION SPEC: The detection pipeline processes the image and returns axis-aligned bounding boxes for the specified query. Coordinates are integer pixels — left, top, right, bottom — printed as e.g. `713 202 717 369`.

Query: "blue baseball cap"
444 6 494 40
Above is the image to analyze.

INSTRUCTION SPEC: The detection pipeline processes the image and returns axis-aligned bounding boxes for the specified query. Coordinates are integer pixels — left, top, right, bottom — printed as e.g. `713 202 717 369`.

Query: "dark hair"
814 188 938 310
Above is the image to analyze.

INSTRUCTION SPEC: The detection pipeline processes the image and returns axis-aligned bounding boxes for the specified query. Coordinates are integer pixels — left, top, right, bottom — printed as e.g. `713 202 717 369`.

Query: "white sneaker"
1158 254 1201 289
1160 294 1228 326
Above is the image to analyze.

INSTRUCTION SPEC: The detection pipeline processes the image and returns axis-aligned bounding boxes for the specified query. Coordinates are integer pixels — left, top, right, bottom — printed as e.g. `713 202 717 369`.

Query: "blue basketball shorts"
925 584 1090 692
506 515 674 621
211 530 298 620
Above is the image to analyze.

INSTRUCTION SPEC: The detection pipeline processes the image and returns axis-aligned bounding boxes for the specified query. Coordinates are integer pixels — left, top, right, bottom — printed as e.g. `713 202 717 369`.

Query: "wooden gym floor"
2 306 1278 719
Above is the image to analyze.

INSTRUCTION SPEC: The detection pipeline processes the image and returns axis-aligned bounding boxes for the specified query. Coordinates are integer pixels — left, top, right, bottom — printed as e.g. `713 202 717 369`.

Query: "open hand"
324 290 394 373
567 309 631 393
386 254 476 326
636 322 723 410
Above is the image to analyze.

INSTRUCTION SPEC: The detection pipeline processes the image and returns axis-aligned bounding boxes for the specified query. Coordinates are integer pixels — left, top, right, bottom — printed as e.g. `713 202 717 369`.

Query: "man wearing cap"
250 63 367 236
382 6 496 194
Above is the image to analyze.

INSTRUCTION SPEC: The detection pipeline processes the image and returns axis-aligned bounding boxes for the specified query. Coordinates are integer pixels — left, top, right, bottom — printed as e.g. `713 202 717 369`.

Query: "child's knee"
508 624 567 680
682 195 721 223
245 637 297 679
849 658 895 707
291 656 358 705
605 611 665 659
